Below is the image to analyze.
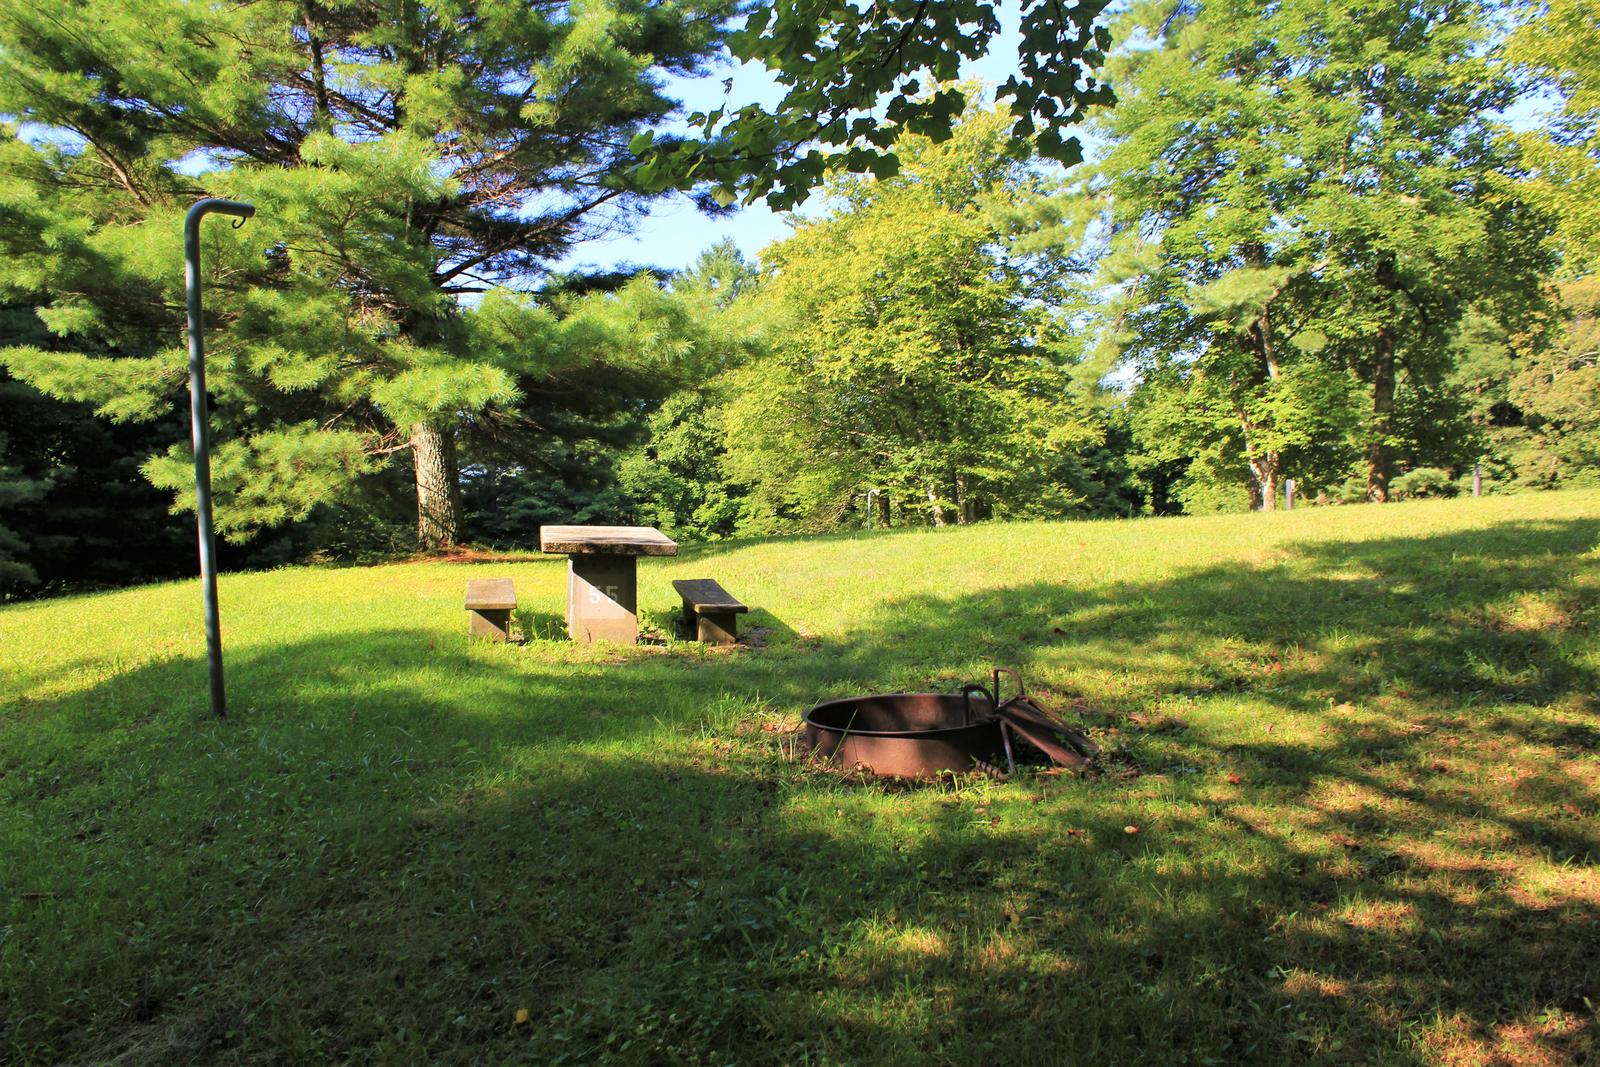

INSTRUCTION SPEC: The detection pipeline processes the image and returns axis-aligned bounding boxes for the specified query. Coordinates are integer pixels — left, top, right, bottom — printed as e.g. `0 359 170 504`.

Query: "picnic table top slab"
539 525 679 557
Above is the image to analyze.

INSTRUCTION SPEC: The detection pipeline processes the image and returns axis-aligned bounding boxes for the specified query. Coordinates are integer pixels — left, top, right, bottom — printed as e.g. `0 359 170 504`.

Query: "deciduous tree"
724 104 1108 530
1093 0 1550 506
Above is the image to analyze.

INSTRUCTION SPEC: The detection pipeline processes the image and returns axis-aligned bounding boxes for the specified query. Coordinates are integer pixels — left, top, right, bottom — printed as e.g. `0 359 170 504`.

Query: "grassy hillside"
3 492 1598 1064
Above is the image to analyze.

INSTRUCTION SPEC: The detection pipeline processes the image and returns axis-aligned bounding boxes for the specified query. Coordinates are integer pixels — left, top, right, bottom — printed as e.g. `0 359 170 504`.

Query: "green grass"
3 492 1599 1065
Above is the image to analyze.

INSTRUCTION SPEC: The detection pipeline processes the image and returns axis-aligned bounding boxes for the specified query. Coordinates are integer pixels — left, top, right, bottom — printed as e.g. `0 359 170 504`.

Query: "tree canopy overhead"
3 0 1599 592
633 0 1116 209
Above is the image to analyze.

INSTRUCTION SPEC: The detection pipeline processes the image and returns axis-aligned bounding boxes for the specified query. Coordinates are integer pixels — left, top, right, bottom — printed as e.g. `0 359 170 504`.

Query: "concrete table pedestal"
540 525 678 645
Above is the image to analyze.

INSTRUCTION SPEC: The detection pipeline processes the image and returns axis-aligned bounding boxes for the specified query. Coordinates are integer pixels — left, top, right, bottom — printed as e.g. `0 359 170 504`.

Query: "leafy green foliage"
1506 279 1600 484
1094 0 1551 508
462 454 634 547
0 305 205 599
1390 467 1460 500
0 423 46 591
634 0 1116 209
1451 279 1600 491
458 255 766 547
617 391 746 541
1505 0 1600 276
723 104 1113 531
0 0 730 548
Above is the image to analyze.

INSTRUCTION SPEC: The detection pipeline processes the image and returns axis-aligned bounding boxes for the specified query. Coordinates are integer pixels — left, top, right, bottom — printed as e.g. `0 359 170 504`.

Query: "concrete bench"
672 578 748 645
465 578 516 641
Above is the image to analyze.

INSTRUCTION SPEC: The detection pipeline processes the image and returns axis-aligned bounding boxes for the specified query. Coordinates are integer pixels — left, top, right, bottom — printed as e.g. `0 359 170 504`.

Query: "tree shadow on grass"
2 516 1597 1064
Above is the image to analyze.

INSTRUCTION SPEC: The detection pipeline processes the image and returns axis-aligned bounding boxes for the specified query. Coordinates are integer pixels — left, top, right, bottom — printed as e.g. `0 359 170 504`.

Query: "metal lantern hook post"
864 488 882 530
185 198 254 718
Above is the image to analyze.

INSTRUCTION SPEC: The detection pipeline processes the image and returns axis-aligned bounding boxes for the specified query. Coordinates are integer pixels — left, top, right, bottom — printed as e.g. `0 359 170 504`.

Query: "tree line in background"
0 0 1596 598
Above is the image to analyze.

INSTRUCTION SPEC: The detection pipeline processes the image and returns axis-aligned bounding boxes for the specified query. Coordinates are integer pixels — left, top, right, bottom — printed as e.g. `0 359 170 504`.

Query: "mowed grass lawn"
3 492 1599 1065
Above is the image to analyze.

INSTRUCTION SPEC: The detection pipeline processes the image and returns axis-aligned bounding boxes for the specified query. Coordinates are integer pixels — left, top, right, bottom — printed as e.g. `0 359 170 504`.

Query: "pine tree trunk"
412 421 461 551
301 2 331 121
1367 328 1396 503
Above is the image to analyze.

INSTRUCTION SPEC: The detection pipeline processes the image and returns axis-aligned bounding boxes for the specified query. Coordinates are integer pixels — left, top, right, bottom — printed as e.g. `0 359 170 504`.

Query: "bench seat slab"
671 578 747 645
670 578 750 612
466 578 517 641
465 578 517 610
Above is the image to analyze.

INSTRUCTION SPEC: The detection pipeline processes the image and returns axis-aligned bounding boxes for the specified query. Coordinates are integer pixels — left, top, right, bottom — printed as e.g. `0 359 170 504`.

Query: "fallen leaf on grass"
514 1008 530 1025
1226 772 1243 785
1124 824 1141 835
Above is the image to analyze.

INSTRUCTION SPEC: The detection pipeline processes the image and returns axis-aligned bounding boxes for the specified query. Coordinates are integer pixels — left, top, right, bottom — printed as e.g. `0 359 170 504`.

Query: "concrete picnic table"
539 525 678 644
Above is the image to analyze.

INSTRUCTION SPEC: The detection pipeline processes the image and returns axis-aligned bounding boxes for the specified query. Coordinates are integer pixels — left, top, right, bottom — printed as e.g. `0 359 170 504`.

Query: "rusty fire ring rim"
801 693 994 738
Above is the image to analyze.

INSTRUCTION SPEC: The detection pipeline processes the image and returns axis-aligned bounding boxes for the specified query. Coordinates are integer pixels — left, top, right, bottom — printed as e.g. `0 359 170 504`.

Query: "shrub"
1392 467 1461 500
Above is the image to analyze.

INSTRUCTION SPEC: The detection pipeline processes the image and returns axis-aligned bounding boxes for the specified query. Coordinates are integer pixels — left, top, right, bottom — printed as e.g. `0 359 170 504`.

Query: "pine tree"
0 0 727 549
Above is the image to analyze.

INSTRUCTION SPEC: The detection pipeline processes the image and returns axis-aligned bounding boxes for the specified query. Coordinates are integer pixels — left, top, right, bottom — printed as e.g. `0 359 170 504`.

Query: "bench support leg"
469 608 512 642
696 610 740 646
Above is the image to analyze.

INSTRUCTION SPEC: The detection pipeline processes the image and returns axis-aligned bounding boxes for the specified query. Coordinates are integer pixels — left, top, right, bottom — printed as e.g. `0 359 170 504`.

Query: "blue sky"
554 19 1032 276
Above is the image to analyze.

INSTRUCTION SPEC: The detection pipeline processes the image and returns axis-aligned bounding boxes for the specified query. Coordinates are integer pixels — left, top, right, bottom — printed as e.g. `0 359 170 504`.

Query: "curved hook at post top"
185 197 256 235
